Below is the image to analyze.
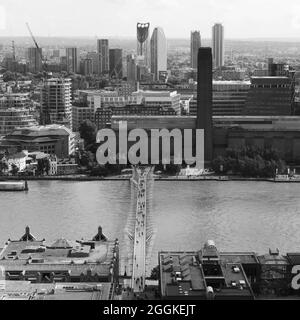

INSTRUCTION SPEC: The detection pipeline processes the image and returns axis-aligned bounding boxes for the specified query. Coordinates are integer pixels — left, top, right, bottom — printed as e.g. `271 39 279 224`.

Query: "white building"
132 90 181 115
7 150 28 172
150 27 167 81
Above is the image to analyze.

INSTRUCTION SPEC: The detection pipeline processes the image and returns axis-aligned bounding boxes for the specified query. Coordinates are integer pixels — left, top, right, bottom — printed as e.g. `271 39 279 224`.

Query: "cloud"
291 4 300 29
0 5 6 30
1 0 300 38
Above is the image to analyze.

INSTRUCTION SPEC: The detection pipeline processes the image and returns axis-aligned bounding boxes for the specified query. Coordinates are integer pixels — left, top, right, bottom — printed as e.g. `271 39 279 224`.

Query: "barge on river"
0 181 28 191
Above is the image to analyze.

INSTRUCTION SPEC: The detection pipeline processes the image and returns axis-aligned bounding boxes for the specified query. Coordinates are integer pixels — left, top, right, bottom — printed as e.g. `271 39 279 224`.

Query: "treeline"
212 146 286 178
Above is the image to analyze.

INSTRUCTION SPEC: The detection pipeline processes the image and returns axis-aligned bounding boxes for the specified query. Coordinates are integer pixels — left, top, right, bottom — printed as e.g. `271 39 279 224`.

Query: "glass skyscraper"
150 27 167 81
97 39 109 75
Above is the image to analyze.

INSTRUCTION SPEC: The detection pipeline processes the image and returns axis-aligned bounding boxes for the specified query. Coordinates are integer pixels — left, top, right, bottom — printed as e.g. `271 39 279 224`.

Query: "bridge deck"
131 167 151 293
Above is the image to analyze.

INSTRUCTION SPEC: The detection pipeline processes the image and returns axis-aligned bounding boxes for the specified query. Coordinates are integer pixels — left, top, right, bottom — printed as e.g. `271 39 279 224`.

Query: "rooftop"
159 252 207 298
0 281 112 300
0 227 118 277
220 252 260 265
213 80 251 85
159 244 255 299
286 253 300 265
6 125 73 138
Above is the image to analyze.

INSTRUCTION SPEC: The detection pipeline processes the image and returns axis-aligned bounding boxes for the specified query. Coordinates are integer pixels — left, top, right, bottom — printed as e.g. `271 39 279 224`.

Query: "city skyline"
1 0 300 39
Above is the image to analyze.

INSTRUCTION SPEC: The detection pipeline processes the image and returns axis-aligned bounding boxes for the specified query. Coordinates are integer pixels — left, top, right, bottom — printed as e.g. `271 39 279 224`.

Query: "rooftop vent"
233 266 240 273
269 248 280 256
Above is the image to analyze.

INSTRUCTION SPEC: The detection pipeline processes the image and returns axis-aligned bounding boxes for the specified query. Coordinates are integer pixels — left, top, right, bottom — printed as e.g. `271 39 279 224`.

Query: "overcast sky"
1 0 300 39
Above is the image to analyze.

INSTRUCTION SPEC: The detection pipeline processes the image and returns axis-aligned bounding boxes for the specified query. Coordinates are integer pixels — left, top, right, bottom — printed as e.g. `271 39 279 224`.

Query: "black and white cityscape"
0 0 300 303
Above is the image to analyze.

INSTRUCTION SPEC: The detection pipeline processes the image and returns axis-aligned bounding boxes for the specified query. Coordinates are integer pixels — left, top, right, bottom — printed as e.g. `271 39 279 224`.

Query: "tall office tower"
66 48 79 73
28 47 43 73
80 58 93 76
197 48 213 165
41 78 72 129
97 39 109 75
87 52 100 75
126 54 137 83
137 22 150 68
109 49 123 79
150 27 167 81
212 23 224 69
190 31 201 69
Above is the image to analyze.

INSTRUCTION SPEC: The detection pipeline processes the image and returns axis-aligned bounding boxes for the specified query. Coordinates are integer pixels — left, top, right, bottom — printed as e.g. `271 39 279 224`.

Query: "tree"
212 146 286 178
2 71 15 82
165 164 181 175
79 151 95 168
150 265 160 280
212 156 227 174
0 158 8 175
90 165 108 177
79 120 97 148
37 158 50 176
11 164 19 175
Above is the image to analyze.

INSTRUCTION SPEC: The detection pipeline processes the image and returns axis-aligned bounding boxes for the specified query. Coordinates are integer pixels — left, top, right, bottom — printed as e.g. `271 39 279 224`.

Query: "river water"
0 180 300 273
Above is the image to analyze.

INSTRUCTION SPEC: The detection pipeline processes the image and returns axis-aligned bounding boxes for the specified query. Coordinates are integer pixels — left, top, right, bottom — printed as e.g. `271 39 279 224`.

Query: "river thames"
0 180 300 274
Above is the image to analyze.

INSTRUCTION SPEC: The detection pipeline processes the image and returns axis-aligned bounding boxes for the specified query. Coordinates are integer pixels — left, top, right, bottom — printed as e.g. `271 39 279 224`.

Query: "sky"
1 0 300 39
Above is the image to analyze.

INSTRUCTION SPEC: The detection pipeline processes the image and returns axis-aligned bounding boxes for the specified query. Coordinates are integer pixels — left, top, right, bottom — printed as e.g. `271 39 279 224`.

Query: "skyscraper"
150 27 167 81
137 22 150 69
109 49 123 79
66 48 79 73
197 48 213 165
126 54 137 83
28 47 43 73
41 78 72 129
80 58 93 76
190 31 201 69
97 39 109 75
87 52 100 75
212 23 224 69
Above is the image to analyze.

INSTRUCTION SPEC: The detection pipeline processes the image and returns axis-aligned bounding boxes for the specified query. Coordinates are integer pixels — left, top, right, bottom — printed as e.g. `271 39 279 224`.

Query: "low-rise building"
132 90 181 115
95 104 177 129
0 226 119 287
159 241 255 300
7 150 28 172
244 76 294 116
72 90 138 131
56 158 78 175
0 125 75 158
0 226 119 300
189 80 251 116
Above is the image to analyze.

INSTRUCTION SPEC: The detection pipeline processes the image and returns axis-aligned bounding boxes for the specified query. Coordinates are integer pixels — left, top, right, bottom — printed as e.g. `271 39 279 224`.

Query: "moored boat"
0 181 28 191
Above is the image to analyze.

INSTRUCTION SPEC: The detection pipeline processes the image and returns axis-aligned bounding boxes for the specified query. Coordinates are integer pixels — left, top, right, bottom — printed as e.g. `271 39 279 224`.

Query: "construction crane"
12 41 16 62
26 22 52 125
26 22 48 73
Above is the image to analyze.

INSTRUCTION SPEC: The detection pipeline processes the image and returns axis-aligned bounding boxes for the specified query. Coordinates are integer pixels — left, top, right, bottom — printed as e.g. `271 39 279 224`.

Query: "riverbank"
0 175 130 182
1 174 300 183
